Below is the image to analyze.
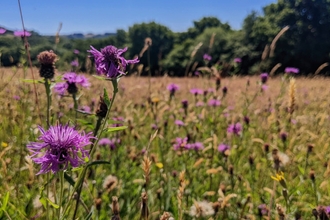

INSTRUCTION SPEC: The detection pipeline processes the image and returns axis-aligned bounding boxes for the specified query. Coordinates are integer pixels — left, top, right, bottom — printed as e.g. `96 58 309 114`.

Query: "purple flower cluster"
227 122 242 136
98 138 120 150
285 67 299 74
218 144 230 153
173 137 188 150
185 142 204 151
260 73 268 84
71 60 79 67
14 30 31 37
27 124 94 175
88 45 139 79
203 53 212 61
0 28 6 35
54 72 90 95
175 120 185 126
167 83 179 93
208 99 221 107
190 88 203 96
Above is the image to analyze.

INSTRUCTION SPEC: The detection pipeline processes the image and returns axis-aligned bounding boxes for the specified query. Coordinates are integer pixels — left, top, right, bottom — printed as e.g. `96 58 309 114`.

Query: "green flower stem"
62 79 119 220
58 170 64 219
44 78 52 220
72 93 78 123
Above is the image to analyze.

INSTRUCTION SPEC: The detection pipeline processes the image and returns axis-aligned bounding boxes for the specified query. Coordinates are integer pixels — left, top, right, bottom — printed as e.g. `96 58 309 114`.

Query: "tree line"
1 0 330 76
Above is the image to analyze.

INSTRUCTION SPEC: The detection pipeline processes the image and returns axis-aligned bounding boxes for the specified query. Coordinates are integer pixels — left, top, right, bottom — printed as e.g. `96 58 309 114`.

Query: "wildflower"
88 45 139 79
260 73 269 84
70 60 79 67
37 50 57 79
175 120 185 127
203 54 212 61
112 117 124 127
222 86 228 96
258 204 269 216
27 124 94 175
54 72 90 95
190 88 203 96
194 71 200 76
227 123 242 136
280 132 288 142
196 101 205 107
192 142 204 151
0 28 6 34
234 57 242 63
79 105 91 113
218 144 230 153
208 99 221 107
14 30 31 37
181 100 188 109
173 137 188 150
73 49 80 54
261 84 268 91
243 116 250 125
189 201 215 218
285 67 299 74
271 149 290 170
13 95 20 100
271 171 287 188
167 83 179 96
151 124 158 130
102 175 118 192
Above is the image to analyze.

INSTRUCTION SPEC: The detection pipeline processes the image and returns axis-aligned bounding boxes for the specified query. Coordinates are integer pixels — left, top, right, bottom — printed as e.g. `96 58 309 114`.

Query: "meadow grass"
1 67 330 219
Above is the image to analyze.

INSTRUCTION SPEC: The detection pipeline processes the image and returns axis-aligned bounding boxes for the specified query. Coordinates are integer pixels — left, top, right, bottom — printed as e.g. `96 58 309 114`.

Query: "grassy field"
1 67 330 219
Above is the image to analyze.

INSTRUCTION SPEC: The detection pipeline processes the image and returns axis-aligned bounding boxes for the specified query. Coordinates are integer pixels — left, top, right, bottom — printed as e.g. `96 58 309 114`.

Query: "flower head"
234 57 242 63
208 99 221 107
27 124 94 174
189 201 215 217
203 54 212 61
175 120 185 127
260 73 269 84
181 100 188 109
167 83 179 93
285 67 299 74
54 72 90 95
71 60 79 67
0 28 6 35
218 144 230 153
173 137 188 150
73 49 80 54
88 45 139 78
14 30 31 37
190 88 203 96
98 138 120 150
227 122 242 135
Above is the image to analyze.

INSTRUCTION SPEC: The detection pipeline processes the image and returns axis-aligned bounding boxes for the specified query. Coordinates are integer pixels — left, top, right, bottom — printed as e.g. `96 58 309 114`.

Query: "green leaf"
84 208 94 220
297 166 305 175
40 197 59 209
104 126 127 133
103 88 111 107
64 173 76 186
87 160 111 168
0 192 9 218
92 75 106 80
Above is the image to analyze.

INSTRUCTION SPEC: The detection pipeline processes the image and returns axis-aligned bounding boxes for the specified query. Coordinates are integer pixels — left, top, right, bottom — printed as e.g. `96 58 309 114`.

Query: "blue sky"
0 0 276 35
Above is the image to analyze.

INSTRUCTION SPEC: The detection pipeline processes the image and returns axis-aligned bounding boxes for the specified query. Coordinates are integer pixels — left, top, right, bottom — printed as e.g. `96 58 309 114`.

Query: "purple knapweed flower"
73 49 80 54
285 67 299 74
14 30 31 37
261 84 268 91
208 99 221 107
71 60 79 67
173 137 188 150
218 144 230 153
151 124 158 130
222 86 228 96
227 122 242 135
258 204 268 216
88 45 139 79
98 138 120 150
190 88 203 96
244 116 250 125
0 28 6 34
203 53 212 61
260 73 268 84
190 142 204 151
112 116 124 127
234 58 242 63
167 83 179 94
196 101 205 107
182 100 188 109
54 72 90 95
79 106 91 113
175 120 185 126
13 95 20 100
194 71 200 76
27 124 94 175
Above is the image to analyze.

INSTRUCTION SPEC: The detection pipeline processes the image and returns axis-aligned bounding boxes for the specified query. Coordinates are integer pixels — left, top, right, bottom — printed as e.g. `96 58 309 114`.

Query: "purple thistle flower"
112 116 124 127
54 72 90 95
13 95 20 100
27 124 94 175
0 28 6 35
194 71 200 76
260 73 268 84
196 101 205 107
203 53 212 61
181 100 188 109
98 138 120 150
227 123 242 135
191 142 204 151
208 99 221 107
70 60 79 67
285 67 299 74
14 30 31 37
222 86 228 96
175 120 185 126
79 105 91 113
190 88 203 96
173 137 188 150
234 58 242 63
258 204 268 216
261 84 268 91
88 45 139 79
218 144 230 153
244 116 250 125
167 83 179 93
73 49 80 54
151 124 158 130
